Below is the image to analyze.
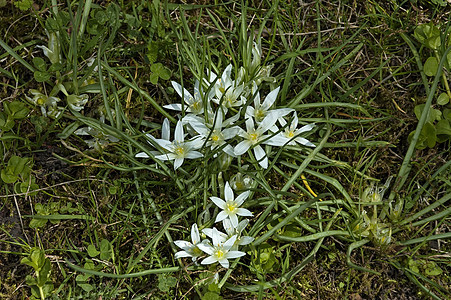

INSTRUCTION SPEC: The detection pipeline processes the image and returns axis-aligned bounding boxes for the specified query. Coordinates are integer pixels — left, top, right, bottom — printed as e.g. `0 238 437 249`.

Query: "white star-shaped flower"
234 113 279 169
267 112 315 147
164 80 213 115
197 228 246 269
210 182 253 228
186 109 239 157
210 64 245 108
245 85 292 123
151 120 203 170
174 224 204 262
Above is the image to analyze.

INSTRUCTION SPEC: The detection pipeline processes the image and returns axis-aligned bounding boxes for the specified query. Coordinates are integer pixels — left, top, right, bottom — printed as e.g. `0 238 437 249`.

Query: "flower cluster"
136 43 315 170
174 182 254 270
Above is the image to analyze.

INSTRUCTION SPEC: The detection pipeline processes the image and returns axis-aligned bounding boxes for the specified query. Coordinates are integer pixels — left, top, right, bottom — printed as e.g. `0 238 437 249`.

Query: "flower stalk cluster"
352 177 397 246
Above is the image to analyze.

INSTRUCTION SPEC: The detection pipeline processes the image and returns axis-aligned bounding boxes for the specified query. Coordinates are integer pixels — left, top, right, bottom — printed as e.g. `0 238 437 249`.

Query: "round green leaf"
99 239 113 261
149 73 159 85
424 122 437 148
33 57 47 72
87 244 100 257
436 119 451 136
34 71 51 82
424 57 438 77
437 92 450 105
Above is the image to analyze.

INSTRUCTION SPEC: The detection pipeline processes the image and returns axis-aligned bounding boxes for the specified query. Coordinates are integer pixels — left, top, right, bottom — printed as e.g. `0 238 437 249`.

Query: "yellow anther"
175 146 185 156
226 202 237 212
249 133 258 141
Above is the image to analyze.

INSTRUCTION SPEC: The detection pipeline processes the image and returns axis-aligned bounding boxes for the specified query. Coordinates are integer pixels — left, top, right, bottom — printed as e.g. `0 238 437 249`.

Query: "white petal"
295 137 316 147
245 106 255 119
235 191 250 206
154 139 173 151
155 153 177 161
215 211 229 223
270 108 294 119
253 145 266 164
189 120 209 136
175 121 184 142
163 104 183 111
191 224 200 244
236 208 253 217
162 118 170 140
223 235 237 249
174 158 184 169
236 219 249 232
238 236 254 245
296 123 315 134
212 228 224 247
187 137 204 150
222 219 234 235
245 117 255 132
202 228 227 241
258 113 278 134
135 152 150 158
222 127 240 140
264 134 289 146
210 196 227 209
224 182 234 201
262 86 280 108
197 243 214 255
213 109 224 130
218 258 229 269
222 145 236 157
171 81 193 104
174 251 192 259
201 256 219 265
185 151 203 159
234 140 251 156
229 214 239 228
225 250 246 259
174 240 193 250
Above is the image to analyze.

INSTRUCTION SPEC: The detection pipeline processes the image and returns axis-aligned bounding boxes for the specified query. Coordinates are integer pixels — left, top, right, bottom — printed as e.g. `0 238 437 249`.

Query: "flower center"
226 201 238 213
218 79 225 94
249 132 259 143
173 143 186 157
215 249 225 259
285 130 295 138
192 246 203 257
190 100 202 113
255 109 266 122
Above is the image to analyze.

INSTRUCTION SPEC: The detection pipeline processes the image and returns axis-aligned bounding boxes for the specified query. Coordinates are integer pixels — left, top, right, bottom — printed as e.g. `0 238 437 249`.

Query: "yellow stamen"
249 133 258 141
255 109 266 121
175 146 185 156
215 249 225 259
226 201 237 213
